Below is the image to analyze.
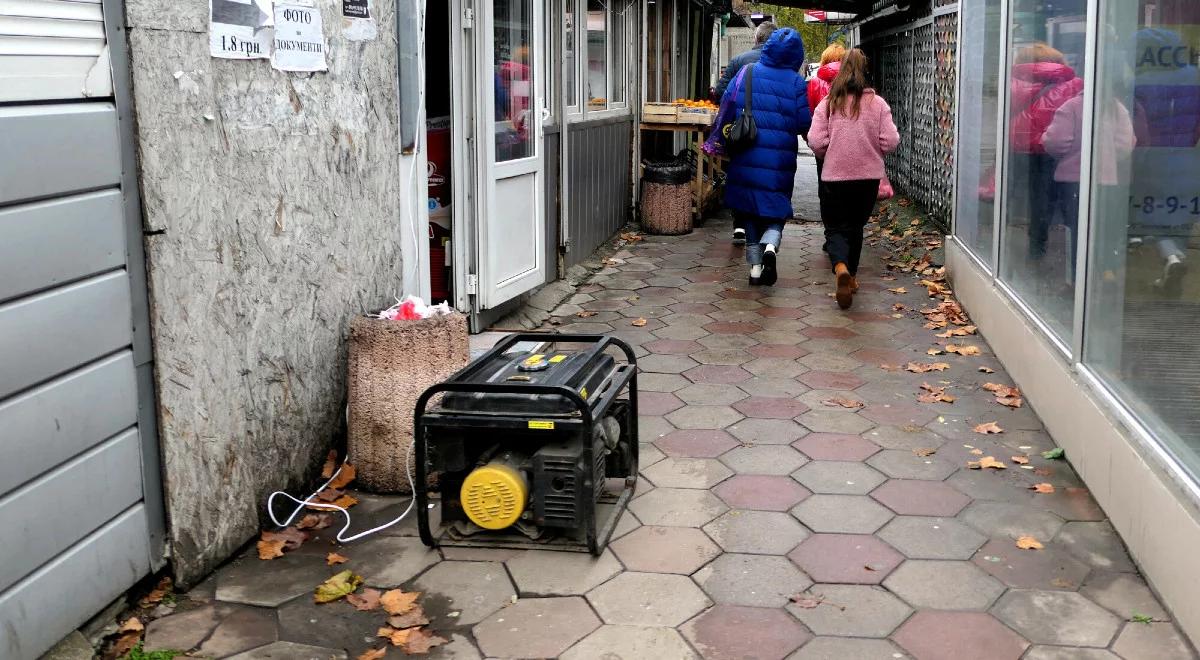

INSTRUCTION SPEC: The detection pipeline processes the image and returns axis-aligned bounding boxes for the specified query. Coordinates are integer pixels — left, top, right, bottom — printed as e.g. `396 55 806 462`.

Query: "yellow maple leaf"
1016 535 1044 550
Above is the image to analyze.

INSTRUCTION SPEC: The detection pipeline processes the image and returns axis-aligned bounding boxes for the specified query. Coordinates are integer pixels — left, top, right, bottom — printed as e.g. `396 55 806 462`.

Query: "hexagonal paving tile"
791 494 894 534
703 510 810 554
561 626 699 660
215 551 333 608
1081 572 1168 620
892 611 1030 660
639 415 676 443
639 391 685 416
871 479 971 516
798 370 867 390
473 596 600 658
655 429 741 458
861 403 937 427
728 418 809 445
884 560 1005 610
787 534 903 584
587 572 711 627
792 461 888 495
991 590 1121 647
225 642 348 660
720 445 809 475
610 526 720 574
800 353 861 372
960 501 1066 541
796 410 876 434
714 474 811 511
694 553 813 607
788 637 910 660
1113 622 1196 660
972 538 1092 591
787 584 912 637
412 561 516 625
946 469 1037 505
505 549 623 596
684 364 752 384
682 605 812 660
877 516 986 560
641 457 733 489
638 354 700 374
1022 648 1118 660
734 396 811 419
693 348 755 366
629 487 729 527
749 344 809 359
1054 521 1137 573
640 443 666 468
738 375 812 398
793 433 880 461
862 425 948 451
666 405 744 429
331 536 439 590
866 450 957 481
676 383 750 406
639 373 691 393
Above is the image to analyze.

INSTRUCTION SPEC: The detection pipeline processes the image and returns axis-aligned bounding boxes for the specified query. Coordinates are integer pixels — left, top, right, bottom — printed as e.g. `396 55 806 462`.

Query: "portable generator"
413 334 638 554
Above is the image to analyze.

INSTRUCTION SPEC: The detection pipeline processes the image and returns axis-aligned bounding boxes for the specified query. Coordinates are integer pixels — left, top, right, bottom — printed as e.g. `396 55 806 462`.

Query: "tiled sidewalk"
144 219 1197 659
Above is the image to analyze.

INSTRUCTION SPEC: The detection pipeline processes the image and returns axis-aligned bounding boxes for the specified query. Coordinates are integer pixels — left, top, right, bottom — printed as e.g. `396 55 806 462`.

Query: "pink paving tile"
733 396 811 420
798 370 867 390
682 605 811 660
685 271 728 283
670 302 719 315
846 311 896 322
684 364 753 384
705 321 763 335
712 475 812 511
655 429 741 458
870 479 971 516
892 611 1029 660
802 326 857 339
638 391 685 416
748 344 810 359
643 339 702 355
793 433 881 461
861 402 937 426
721 289 765 300
851 347 913 366
787 534 904 584
757 307 808 319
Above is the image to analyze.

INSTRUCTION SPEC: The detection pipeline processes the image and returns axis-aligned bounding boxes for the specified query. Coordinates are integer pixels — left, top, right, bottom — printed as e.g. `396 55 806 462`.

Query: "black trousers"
820 179 880 275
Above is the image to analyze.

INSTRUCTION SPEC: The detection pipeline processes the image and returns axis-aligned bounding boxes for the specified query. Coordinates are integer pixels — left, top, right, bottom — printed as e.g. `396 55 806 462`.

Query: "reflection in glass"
495 0 534 161
999 0 1091 341
565 0 576 108
1086 0 1200 474
955 0 1004 265
612 2 626 105
587 0 608 109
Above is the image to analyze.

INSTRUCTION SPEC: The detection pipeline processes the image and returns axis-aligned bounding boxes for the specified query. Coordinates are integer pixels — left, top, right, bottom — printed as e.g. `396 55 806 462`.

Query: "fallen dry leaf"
927 348 944 356
347 588 382 611
823 397 864 409
1051 577 1076 589
381 589 421 616
1035 467 1054 477
327 552 349 566
258 527 308 560
893 303 907 311
631 318 648 327
389 608 432 629
924 320 949 329
969 448 984 455
1011 456 1030 465
789 595 824 609
400 628 449 654
913 447 937 457
1032 483 1056 494
969 456 1007 470
979 366 996 374
946 345 982 356
619 231 644 242
973 421 1004 434
888 287 908 294
118 618 144 634
576 310 598 318
257 538 286 560
906 361 950 373
917 383 955 404
321 450 338 479
378 626 414 647
997 396 1024 409
315 488 344 503
357 649 387 660
328 463 357 490
296 513 333 530
314 570 363 603
139 577 172 607
1016 535 1044 550
330 494 359 509
935 325 977 338
109 618 144 659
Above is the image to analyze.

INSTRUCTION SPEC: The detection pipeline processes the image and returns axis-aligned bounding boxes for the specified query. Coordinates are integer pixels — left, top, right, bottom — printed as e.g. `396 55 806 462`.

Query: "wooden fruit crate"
678 107 716 126
642 102 679 124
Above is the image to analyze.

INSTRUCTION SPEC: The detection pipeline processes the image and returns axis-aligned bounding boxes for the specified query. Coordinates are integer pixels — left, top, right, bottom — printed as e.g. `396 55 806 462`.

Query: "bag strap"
744 64 754 114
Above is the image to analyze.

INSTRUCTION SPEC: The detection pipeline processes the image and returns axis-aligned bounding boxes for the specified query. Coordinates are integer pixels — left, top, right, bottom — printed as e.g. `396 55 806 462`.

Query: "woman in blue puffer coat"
718 28 812 286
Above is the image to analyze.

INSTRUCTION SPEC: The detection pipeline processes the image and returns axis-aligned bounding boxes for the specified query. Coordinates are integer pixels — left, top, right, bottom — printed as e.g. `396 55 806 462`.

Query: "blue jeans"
737 213 785 265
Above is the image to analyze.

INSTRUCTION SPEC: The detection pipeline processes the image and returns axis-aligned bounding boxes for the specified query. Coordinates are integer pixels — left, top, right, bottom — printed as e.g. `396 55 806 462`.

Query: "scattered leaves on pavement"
347 588 383 612
257 538 286 560
945 344 982 356
108 618 144 659
328 463 357 490
917 383 955 404
619 231 644 242
1031 483 1055 494
378 627 413 646
398 628 448 654
631 318 648 327
1011 455 1030 465
1051 577 1076 589
968 456 1007 470
823 397 865 409
357 649 387 660
1016 535 1044 550
1042 448 1066 460
935 325 977 338
997 396 1024 408
893 303 907 311
913 447 937 457
321 450 338 479
969 448 984 455
927 348 944 356
973 421 1004 434
906 361 950 373
576 310 598 318
258 527 308 560
315 570 363 604
139 577 172 607
381 589 422 616
296 513 334 530
888 287 908 294
327 552 349 566
979 366 996 373
389 609 432 629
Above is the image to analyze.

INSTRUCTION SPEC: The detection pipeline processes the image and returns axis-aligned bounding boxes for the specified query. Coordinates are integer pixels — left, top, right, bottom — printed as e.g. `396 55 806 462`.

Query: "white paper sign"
272 3 328 72
209 0 273 59
342 0 377 42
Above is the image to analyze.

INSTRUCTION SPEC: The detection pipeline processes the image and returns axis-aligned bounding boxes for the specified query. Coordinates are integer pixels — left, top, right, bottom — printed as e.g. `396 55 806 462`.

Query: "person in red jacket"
1008 43 1084 261
808 43 846 253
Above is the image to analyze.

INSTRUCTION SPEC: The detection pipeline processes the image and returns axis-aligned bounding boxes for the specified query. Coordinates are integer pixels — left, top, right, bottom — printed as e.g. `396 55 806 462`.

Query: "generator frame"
413 333 639 555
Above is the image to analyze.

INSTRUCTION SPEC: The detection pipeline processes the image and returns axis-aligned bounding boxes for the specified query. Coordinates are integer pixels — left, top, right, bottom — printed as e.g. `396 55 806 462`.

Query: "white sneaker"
733 228 747 245
750 264 764 278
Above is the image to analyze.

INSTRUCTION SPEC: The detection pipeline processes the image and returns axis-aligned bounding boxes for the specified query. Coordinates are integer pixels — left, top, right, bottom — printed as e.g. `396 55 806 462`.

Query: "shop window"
586 0 608 110
494 0 534 161
954 0 1004 268
611 2 627 106
565 0 578 109
998 0 1092 343
1084 0 1200 475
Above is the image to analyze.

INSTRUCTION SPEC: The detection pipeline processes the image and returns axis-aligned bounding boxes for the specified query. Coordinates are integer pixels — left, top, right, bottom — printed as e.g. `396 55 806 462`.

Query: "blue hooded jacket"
721 28 812 219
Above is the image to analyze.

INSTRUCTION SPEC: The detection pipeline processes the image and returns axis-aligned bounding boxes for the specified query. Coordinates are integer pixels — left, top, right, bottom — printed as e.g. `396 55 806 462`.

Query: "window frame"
567 0 635 123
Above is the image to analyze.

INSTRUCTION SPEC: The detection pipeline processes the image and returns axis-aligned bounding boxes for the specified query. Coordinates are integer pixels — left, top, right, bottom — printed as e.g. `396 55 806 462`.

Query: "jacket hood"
817 61 841 82
760 28 805 71
1013 61 1077 84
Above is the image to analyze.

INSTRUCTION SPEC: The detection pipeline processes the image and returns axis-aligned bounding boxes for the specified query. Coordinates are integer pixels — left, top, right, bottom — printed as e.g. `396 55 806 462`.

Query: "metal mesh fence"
861 7 958 227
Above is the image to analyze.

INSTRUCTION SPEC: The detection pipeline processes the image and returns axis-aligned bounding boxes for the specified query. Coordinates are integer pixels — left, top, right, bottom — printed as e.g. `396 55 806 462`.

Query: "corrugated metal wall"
565 117 635 267
545 129 561 282
0 2 163 658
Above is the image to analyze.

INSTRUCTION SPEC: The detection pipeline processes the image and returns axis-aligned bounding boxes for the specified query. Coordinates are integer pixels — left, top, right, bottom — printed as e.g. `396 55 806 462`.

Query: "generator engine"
414 334 638 554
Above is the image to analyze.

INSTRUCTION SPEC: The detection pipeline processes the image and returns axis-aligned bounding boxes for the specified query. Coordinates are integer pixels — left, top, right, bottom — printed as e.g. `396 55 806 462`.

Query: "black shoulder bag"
726 64 758 154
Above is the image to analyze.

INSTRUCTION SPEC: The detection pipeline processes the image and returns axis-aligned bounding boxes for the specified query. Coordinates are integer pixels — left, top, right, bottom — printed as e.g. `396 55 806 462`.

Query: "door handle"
540 107 551 122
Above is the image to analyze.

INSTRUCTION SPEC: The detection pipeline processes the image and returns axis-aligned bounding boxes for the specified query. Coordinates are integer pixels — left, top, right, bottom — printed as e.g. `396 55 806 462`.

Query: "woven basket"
641 181 693 235
347 313 469 493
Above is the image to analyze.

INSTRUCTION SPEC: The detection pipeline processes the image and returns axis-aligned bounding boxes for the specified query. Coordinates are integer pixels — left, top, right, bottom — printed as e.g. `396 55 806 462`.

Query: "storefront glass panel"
495 0 534 161
999 0 1092 342
954 0 1004 266
1085 0 1200 476
586 0 608 110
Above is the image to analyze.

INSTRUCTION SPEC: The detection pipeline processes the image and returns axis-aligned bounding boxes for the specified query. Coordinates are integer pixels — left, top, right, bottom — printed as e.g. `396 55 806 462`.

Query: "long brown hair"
827 48 871 119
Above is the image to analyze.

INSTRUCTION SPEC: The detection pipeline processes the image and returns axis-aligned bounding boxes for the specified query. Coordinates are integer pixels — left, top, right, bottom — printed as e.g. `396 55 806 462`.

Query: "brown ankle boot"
835 263 853 309
850 276 859 292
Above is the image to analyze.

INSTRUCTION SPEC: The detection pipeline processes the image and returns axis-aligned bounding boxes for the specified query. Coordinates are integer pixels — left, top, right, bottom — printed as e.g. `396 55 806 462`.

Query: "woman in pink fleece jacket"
807 49 901 309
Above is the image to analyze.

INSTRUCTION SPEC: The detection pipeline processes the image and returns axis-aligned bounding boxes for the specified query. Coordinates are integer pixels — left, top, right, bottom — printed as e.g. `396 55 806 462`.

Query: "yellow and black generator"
414 334 638 554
